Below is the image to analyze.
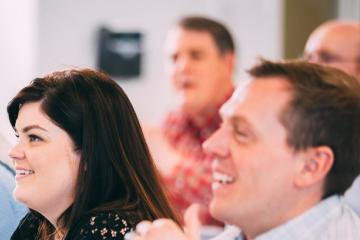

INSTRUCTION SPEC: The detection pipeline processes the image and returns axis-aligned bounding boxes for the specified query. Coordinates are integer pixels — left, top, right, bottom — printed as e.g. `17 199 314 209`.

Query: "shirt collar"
236 195 343 240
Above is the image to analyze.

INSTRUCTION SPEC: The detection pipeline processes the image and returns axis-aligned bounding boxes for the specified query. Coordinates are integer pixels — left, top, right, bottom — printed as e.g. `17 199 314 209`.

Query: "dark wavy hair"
8 69 178 238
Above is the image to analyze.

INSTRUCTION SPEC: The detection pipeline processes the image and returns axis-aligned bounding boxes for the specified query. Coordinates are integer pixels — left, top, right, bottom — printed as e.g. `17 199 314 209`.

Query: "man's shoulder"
0 161 17 207
255 196 360 240
295 196 360 240
317 197 360 239
345 175 360 215
0 160 15 179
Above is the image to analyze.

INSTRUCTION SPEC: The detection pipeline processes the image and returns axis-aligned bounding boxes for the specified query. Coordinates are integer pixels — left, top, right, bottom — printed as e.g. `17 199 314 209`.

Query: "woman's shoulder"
66 211 132 240
10 212 39 240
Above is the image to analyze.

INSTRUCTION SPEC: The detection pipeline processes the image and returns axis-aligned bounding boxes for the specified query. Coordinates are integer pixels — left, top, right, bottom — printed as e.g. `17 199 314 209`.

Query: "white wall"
0 0 38 145
337 0 360 20
36 0 284 125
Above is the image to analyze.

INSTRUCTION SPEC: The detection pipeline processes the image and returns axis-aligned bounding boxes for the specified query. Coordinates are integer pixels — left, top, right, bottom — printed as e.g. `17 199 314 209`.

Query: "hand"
183 204 202 240
125 204 202 240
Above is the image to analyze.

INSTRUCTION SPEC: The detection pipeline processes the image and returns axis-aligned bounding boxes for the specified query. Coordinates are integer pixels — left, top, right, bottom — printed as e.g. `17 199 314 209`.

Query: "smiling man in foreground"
129 60 360 240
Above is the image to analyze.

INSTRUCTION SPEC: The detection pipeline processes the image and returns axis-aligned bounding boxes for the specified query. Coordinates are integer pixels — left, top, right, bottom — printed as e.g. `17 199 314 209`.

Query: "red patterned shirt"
161 107 224 225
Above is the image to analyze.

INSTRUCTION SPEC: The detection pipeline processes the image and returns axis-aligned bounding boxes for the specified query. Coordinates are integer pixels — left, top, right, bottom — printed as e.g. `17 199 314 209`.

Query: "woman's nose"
8 142 25 161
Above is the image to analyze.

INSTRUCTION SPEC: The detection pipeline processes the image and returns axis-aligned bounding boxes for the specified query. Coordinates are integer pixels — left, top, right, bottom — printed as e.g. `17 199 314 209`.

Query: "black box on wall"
97 27 142 78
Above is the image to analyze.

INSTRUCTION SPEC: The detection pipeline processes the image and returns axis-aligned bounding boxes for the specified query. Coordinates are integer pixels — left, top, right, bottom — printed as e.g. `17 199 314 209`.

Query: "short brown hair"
248 59 360 198
177 16 235 55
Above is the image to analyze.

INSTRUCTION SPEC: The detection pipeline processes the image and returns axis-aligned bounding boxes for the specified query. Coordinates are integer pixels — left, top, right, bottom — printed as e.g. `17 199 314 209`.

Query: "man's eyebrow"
319 49 345 59
230 115 259 136
230 116 252 128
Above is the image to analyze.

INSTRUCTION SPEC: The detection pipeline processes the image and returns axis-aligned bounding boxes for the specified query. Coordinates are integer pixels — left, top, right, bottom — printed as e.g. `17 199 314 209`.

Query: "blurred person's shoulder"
141 122 182 176
0 133 12 166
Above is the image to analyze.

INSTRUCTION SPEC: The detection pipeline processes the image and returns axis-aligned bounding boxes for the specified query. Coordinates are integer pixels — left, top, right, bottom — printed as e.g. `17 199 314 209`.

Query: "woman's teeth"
16 169 35 175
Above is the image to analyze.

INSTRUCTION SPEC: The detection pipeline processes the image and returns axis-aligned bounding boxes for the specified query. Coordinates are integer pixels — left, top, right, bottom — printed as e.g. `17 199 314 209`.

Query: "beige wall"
283 0 336 59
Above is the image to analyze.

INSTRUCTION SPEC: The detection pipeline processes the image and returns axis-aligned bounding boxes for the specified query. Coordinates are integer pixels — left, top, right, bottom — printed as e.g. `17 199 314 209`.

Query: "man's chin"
209 200 227 222
179 102 202 116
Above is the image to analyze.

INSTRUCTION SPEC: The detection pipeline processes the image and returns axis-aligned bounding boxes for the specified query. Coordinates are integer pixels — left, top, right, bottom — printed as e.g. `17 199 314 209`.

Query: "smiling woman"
7 69 178 240
10 101 80 226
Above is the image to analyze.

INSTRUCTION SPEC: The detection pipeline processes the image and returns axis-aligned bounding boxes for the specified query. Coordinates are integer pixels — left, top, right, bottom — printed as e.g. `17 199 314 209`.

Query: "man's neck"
240 192 323 239
187 108 219 128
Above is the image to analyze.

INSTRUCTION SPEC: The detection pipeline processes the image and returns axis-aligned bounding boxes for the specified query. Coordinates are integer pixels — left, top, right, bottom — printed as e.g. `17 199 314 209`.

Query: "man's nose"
175 57 192 73
203 127 229 158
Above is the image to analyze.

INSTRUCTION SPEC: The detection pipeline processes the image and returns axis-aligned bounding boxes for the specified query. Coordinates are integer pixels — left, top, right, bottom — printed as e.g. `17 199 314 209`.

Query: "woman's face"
9 101 80 224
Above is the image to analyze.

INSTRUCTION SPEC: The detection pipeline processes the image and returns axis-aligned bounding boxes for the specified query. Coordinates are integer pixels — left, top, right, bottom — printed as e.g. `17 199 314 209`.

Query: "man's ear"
222 52 235 74
295 146 334 188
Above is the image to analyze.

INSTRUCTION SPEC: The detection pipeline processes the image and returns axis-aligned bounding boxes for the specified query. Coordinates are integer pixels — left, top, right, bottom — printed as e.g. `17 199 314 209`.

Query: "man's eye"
29 134 42 142
190 51 203 60
234 129 250 142
236 131 248 138
319 52 337 63
171 54 178 62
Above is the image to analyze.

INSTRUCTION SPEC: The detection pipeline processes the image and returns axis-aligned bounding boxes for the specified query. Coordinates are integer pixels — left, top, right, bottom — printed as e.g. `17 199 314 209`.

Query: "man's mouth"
181 81 193 89
213 171 235 184
176 76 194 89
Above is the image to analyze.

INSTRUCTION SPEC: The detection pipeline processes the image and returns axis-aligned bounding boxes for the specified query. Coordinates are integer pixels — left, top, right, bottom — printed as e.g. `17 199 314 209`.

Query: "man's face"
165 27 232 117
203 77 306 233
305 24 360 81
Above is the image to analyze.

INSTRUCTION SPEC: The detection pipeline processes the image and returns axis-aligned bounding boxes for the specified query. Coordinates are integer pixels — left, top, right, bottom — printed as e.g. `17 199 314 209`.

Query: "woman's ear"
295 146 334 188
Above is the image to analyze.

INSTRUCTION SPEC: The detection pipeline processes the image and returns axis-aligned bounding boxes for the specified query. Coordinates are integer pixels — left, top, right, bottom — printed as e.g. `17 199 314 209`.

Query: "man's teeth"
16 169 35 175
213 172 234 184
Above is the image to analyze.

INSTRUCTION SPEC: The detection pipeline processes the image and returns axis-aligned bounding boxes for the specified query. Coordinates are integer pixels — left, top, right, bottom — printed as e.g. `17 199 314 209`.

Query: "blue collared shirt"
345 175 360 216
234 195 360 240
0 161 27 239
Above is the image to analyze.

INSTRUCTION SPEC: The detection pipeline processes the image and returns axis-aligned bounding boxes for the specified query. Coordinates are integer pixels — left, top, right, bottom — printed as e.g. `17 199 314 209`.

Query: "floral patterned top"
11 211 132 240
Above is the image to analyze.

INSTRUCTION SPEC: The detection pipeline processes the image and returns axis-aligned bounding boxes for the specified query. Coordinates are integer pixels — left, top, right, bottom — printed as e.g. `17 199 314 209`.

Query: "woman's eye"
29 134 42 142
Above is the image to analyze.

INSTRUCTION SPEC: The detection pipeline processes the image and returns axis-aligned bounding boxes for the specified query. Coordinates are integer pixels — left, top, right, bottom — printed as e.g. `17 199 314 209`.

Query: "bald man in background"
304 20 360 215
304 20 360 81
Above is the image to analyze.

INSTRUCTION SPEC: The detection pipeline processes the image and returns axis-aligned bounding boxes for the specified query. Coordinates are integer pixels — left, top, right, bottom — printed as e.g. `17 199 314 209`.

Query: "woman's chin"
13 188 30 206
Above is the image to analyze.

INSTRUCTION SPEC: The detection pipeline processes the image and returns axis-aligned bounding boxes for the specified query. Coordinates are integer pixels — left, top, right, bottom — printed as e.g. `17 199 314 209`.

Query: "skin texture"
305 21 360 81
9 101 80 226
165 27 234 126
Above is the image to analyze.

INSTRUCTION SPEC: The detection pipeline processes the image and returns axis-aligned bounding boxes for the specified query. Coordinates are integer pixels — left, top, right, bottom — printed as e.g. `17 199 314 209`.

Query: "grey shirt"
233 196 360 240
